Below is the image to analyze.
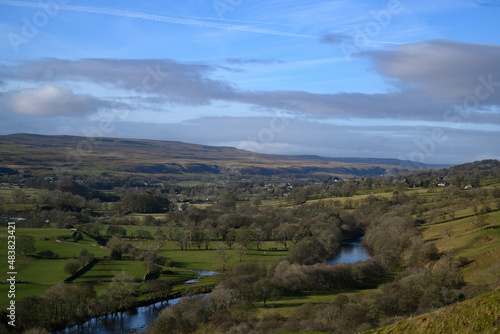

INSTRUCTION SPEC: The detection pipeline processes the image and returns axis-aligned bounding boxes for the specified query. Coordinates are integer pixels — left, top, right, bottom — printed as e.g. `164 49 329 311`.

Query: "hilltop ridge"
0 133 433 179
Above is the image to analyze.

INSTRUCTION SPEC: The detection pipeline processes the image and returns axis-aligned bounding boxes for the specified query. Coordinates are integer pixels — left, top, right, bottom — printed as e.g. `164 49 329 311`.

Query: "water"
58 244 370 334
58 269 218 334
59 297 183 334
184 269 221 284
328 238 371 264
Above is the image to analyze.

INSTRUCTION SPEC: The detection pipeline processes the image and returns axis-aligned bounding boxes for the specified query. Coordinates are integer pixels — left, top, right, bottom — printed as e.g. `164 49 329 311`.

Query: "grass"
420 210 500 284
0 227 99 245
0 283 52 309
129 213 169 220
6 258 71 284
302 187 436 208
33 240 109 258
0 187 41 198
161 246 287 271
254 290 372 318
0 226 288 305
75 260 147 281
0 227 73 239
370 289 500 334
121 225 161 237
125 239 287 271
0 228 108 262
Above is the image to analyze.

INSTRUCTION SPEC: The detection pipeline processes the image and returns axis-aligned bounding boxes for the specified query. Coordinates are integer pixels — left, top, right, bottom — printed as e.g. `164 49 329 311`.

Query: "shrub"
64 261 81 276
36 250 59 259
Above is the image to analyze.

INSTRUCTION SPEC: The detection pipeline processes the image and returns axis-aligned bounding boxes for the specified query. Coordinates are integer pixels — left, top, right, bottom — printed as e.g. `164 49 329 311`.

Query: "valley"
0 135 499 333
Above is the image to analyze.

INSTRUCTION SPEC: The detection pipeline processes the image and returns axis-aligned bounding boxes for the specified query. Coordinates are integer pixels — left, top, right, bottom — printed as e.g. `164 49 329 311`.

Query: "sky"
0 0 499 165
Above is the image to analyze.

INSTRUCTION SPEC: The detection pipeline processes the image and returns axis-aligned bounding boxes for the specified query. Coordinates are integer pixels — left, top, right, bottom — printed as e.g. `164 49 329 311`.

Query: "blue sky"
0 0 499 164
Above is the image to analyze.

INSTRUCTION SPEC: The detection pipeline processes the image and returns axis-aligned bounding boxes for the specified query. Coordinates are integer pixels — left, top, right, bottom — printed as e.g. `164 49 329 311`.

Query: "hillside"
0 133 426 179
371 289 500 334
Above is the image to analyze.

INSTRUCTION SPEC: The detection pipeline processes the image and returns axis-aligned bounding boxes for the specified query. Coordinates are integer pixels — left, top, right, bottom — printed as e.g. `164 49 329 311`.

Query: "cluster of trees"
145 167 500 334
120 191 171 213
63 249 95 276
147 205 460 334
105 235 167 275
10 270 162 332
150 258 465 334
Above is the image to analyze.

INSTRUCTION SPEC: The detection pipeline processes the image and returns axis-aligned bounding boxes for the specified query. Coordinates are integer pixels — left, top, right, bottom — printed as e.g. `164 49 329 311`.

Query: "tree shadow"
65 258 99 282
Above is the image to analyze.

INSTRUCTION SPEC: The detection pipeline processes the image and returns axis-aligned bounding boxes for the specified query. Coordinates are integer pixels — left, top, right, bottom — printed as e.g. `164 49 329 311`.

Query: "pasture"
420 210 500 284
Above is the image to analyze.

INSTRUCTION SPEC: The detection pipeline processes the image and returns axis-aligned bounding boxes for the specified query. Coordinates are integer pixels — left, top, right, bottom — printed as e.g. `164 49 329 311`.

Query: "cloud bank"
1 40 499 124
0 39 499 163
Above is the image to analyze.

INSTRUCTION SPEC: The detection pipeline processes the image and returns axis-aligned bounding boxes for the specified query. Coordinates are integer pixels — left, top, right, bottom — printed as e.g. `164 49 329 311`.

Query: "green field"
125 239 288 271
0 187 41 198
75 260 147 281
0 227 99 245
158 247 287 271
0 283 52 309
34 240 108 258
0 226 289 313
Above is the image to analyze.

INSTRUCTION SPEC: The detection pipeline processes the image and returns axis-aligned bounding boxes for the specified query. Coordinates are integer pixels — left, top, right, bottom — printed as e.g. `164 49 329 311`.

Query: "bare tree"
64 261 81 276
154 228 166 251
442 225 454 240
253 278 277 306
215 245 232 271
107 271 137 313
235 244 246 262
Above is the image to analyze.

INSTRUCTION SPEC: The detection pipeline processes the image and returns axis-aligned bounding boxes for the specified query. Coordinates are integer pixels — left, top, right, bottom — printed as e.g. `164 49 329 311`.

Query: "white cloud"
1 84 114 116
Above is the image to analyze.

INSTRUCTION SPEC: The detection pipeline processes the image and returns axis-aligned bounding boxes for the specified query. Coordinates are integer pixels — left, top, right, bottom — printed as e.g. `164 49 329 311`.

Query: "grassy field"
0 240 107 284
0 255 70 285
420 210 500 284
121 225 162 237
0 283 52 309
75 260 147 281
0 227 99 245
126 239 288 271
302 187 436 208
0 187 41 198
0 225 289 313
34 240 108 258
0 228 111 309
253 290 369 318
370 289 500 334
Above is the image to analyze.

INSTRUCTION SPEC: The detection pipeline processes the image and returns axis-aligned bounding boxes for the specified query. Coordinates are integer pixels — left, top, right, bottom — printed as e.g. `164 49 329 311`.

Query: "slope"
0 133 422 178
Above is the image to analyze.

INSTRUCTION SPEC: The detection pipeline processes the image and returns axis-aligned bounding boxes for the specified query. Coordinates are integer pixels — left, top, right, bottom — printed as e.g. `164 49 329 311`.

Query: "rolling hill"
370 288 500 334
0 133 432 179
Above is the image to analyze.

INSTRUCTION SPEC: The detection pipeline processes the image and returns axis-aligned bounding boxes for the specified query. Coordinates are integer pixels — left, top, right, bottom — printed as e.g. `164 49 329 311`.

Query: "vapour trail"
0 0 317 39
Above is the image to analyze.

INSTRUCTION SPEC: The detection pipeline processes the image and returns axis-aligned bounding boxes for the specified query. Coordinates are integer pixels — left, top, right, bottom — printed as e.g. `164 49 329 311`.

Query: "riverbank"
55 278 215 333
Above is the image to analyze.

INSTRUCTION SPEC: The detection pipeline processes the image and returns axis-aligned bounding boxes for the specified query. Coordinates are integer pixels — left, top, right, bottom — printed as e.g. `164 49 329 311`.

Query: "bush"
64 261 81 276
36 250 59 259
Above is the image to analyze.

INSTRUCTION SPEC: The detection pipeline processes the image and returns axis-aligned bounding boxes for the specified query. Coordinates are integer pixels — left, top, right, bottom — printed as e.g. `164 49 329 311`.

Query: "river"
58 241 370 333
59 296 184 334
328 237 371 264
57 269 216 334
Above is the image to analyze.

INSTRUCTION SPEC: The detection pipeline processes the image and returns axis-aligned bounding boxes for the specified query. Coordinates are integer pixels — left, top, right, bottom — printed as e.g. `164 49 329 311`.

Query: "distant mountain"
0 133 436 179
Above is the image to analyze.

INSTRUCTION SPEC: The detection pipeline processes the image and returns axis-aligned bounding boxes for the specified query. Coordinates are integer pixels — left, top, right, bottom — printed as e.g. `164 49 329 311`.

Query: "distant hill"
290 155 451 169
0 133 434 179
